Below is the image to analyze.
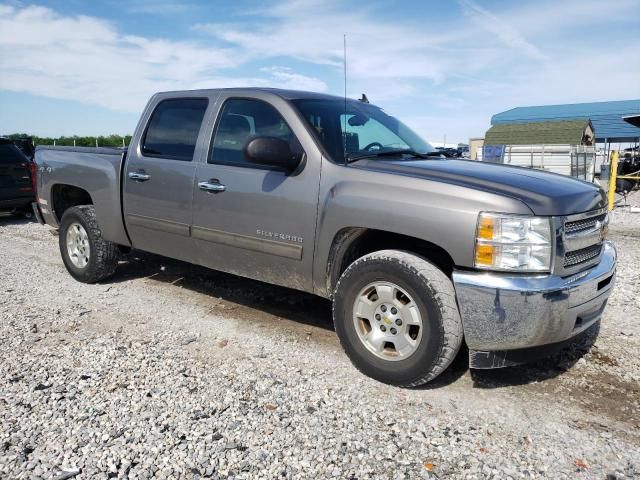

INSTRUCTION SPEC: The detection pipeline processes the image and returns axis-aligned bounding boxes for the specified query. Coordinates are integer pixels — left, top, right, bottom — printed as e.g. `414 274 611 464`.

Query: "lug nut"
380 305 387 312
391 307 397 315
395 319 402 326
380 325 387 332
390 328 397 335
375 314 381 321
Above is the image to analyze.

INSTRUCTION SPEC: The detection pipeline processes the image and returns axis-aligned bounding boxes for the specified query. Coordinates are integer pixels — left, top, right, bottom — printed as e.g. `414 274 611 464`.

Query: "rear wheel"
59 206 119 283
333 250 463 387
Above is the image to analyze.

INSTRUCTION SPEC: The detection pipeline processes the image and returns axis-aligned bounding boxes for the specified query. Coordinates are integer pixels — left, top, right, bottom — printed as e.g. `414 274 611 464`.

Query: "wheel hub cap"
352 281 423 361
66 222 90 268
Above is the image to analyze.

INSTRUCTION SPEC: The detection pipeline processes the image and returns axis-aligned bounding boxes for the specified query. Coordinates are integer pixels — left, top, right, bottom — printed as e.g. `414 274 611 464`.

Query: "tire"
59 205 119 283
333 250 463 387
11 206 33 219
616 179 635 194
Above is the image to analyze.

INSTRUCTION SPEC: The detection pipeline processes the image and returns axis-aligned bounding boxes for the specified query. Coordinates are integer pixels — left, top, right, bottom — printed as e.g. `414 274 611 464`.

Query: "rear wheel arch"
51 184 93 222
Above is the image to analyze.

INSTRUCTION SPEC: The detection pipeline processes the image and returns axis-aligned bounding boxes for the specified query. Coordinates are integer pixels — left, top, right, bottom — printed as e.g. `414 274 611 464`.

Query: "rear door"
0 140 33 208
191 94 321 291
122 96 211 261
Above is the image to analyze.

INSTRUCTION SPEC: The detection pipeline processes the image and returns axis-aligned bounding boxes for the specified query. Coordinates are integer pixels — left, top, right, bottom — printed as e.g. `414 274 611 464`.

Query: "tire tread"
333 249 463 387
60 205 119 283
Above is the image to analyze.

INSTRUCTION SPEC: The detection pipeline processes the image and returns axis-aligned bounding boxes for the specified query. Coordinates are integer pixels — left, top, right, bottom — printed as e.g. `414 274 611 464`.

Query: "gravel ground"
1 195 639 479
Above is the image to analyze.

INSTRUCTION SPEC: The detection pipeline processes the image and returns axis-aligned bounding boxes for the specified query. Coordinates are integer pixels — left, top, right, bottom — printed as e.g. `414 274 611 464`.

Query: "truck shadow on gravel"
112 250 335 332
110 250 600 389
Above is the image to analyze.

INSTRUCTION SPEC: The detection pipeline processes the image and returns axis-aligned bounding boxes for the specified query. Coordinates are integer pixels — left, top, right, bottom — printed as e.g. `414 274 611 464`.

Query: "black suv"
0 138 35 218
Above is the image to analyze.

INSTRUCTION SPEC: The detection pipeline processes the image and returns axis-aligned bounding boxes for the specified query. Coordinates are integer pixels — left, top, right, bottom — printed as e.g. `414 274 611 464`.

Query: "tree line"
4 133 133 147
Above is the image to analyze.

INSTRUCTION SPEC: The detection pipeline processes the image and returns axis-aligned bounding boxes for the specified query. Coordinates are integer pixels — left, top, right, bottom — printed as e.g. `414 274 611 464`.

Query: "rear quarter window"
142 98 209 161
0 143 28 164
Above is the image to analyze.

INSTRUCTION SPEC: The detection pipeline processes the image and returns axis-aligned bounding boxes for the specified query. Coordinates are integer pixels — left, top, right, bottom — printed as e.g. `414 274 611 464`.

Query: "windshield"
291 99 435 163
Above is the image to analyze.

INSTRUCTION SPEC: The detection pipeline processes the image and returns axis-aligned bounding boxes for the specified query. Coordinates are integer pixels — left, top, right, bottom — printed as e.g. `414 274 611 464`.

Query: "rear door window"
0 143 29 188
142 98 209 161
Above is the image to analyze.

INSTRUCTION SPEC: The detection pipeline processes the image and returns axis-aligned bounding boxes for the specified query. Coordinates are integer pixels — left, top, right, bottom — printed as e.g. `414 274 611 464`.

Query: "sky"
0 0 639 144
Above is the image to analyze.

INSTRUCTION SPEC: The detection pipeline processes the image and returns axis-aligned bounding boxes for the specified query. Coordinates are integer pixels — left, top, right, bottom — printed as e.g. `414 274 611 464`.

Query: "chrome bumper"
452 241 616 352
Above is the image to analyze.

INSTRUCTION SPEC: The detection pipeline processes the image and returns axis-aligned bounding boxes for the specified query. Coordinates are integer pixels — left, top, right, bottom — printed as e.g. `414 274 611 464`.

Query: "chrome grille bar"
560 209 607 271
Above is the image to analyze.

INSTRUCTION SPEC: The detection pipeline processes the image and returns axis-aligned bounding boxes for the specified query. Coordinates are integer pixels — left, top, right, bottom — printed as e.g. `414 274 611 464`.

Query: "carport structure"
491 99 640 153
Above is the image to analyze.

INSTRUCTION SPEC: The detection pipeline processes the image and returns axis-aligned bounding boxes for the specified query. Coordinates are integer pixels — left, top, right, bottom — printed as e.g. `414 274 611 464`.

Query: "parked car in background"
12 137 35 160
435 146 459 157
616 152 640 193
0 137 35 218
32 88 616 386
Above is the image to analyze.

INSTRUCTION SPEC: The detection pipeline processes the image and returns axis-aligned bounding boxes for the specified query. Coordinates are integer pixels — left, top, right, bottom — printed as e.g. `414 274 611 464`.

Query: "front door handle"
128 170 151 182
198 180 226 193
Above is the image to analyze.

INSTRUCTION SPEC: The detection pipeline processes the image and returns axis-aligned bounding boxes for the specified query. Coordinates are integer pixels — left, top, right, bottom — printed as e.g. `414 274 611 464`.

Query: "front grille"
565 214 606 235
564 244 602 268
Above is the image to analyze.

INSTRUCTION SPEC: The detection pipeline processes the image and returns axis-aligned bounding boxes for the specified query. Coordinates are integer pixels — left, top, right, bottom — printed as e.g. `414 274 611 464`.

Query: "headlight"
474 212 552 272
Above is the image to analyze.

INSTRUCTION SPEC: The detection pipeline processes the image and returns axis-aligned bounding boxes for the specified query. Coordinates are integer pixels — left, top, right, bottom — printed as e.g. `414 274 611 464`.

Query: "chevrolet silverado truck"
32 88 616 386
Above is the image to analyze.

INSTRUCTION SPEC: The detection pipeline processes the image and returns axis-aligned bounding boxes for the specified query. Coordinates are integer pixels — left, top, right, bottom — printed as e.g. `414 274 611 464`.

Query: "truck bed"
34 145 130 246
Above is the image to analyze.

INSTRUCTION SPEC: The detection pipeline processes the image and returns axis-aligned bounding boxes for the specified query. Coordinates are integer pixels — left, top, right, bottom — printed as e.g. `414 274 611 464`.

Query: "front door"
191 95 321 291
123 97 210 262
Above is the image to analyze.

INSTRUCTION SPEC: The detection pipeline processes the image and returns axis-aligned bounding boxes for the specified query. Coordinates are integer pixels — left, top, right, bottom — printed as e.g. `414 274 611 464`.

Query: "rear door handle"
198 180 226 193
128 170 151 182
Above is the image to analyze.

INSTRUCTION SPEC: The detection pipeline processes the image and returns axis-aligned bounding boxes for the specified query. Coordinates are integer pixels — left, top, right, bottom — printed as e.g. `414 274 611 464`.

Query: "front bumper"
452 241 616 355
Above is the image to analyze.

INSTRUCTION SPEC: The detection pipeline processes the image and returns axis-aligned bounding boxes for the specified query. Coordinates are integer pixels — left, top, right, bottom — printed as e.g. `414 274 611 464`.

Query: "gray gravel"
1 196 639 479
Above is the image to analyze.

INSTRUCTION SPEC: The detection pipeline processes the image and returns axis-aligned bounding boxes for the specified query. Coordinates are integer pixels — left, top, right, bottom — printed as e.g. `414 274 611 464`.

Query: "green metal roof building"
490 99 640 143
484 119 594 146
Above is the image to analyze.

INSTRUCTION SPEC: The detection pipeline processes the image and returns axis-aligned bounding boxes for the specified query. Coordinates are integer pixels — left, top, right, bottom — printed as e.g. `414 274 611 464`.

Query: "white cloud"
193 2 459 84
1 0 638 141
457 0 547 61
0 4 326 113
122 0 201 15
259 67 327 92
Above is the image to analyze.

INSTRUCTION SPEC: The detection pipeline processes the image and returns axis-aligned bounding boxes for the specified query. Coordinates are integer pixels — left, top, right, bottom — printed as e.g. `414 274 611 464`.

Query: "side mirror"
245 136 301 171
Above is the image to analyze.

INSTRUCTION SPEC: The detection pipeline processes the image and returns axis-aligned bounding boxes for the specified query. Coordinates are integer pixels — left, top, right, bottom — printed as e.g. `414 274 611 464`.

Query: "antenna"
343 33 347 162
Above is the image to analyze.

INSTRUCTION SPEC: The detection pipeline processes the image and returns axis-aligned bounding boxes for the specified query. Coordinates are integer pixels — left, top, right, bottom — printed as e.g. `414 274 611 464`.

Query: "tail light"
29 161 38 199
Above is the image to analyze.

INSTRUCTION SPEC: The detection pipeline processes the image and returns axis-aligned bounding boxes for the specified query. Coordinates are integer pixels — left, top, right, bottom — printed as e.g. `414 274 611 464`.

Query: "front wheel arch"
325 227 456 297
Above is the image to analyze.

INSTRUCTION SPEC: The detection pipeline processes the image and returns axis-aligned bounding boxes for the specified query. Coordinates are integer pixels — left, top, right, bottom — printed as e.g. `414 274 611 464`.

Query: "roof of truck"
156 87 358 102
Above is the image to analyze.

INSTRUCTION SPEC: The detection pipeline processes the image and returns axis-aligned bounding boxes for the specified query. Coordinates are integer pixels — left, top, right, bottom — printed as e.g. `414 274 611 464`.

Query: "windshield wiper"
346 149 443 163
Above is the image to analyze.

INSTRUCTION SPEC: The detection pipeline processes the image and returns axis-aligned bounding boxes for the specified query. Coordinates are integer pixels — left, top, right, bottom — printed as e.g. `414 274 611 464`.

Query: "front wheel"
59 205 119 283
333 250 463 387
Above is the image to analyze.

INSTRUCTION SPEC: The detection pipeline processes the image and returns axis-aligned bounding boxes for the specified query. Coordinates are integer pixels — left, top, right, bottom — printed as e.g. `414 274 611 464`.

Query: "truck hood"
353 158 606 216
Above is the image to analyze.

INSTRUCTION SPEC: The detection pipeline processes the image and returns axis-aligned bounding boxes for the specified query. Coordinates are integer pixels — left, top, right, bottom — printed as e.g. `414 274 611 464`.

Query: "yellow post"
607 150 619 211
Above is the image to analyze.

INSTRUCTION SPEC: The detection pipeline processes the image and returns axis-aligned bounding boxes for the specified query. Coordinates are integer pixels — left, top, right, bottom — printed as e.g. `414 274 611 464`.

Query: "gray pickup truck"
32 88 616 386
